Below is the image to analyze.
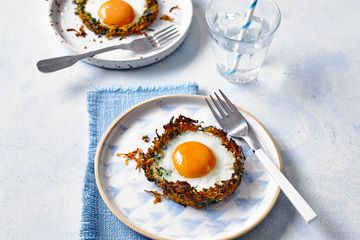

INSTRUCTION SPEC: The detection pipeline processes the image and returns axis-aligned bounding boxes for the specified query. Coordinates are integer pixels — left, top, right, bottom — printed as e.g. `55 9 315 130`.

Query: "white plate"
49 0 192 69
95 95 283 239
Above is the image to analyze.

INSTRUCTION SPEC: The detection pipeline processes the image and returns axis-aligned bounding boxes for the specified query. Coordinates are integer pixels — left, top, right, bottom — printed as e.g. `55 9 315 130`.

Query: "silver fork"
37 25 179 73
206 90 317 223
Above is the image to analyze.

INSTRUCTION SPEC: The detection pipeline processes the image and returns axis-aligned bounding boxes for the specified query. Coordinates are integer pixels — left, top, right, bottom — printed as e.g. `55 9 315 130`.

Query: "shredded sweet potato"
66 25 87 37
118 116 245 208
117 148 144 170
169 5 179 13
160 14 174 22
145 190 163 204
142 135 150 143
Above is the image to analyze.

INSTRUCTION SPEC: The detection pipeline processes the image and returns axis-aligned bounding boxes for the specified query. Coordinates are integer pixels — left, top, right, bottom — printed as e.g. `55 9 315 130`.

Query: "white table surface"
1 0 359 239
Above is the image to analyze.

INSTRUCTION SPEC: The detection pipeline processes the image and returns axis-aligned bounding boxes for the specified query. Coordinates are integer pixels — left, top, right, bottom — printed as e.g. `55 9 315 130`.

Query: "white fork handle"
255 149 317 223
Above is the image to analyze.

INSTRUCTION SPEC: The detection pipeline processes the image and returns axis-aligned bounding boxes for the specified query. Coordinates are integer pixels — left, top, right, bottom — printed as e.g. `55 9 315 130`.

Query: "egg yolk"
172 141 216 178
98 0 135 27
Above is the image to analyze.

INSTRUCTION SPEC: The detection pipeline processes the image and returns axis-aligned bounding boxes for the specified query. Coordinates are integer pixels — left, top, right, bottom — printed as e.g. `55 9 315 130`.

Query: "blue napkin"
81 84 199 240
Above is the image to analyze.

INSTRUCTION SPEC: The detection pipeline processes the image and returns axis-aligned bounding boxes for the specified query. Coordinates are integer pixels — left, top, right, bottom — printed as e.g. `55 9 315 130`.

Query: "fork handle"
255 149 318 223
37 44 130 73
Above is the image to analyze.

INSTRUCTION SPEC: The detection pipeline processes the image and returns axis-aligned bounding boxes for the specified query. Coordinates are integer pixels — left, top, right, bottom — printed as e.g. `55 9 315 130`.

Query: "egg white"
85 0 145 24
159 131 236 191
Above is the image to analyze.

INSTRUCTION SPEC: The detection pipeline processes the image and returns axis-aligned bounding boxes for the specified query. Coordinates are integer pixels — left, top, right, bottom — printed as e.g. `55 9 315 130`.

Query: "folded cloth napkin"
80 84 199 240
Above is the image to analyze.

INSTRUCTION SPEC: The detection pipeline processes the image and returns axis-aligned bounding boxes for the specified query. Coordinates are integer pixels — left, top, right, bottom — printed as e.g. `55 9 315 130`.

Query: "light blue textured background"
0 0 359 239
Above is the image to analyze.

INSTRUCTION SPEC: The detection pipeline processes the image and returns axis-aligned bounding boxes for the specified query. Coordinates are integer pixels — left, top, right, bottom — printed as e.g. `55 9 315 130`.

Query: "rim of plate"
48 0 193 63
95 94 284 240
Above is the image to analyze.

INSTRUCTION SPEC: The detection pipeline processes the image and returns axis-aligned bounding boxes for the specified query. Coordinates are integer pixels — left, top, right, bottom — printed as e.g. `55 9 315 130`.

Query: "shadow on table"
238 146 349 239
93 13 203 78
249 191 348 240
131 4 211 76
238 149 298 240
237 193 295 240
132 15 203 74
315 213 348 240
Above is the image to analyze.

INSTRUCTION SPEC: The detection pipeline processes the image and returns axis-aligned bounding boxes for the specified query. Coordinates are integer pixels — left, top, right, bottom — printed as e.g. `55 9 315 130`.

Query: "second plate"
49 0 193 69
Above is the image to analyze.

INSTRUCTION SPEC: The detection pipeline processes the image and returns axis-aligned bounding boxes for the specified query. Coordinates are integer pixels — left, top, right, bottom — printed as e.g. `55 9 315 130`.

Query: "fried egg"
130 115 244 208
159 131 236 191
85 0 145 26
75 0 158 37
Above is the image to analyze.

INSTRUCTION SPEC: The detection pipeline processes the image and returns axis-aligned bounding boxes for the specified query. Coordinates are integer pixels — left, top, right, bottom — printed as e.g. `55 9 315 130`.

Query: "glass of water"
206 0 281 83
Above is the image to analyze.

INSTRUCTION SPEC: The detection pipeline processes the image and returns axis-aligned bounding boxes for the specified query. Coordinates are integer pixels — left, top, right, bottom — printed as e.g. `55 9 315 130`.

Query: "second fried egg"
85 0 145 27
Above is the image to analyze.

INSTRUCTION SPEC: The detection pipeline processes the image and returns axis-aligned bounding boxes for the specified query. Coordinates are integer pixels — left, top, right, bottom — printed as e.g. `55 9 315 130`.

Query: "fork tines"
150 25 179 46
206 90 237 120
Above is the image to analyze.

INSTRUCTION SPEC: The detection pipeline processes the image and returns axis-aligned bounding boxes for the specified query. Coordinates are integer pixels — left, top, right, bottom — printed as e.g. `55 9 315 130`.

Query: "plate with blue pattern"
95 95 283 239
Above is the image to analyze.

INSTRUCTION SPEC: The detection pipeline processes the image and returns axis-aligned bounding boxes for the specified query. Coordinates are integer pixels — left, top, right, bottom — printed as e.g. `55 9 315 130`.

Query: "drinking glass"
206 0 281 83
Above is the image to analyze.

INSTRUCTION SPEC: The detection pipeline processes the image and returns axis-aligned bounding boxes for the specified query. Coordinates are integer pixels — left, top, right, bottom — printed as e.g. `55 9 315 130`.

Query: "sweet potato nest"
141 115 245 209
74 0 158 38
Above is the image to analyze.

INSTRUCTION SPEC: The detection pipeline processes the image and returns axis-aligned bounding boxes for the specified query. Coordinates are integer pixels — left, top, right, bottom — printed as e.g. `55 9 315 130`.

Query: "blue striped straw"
225 0 258 75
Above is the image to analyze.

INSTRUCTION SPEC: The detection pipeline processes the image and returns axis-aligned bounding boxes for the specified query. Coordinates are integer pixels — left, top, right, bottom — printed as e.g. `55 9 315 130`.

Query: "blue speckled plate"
95 95 283 239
